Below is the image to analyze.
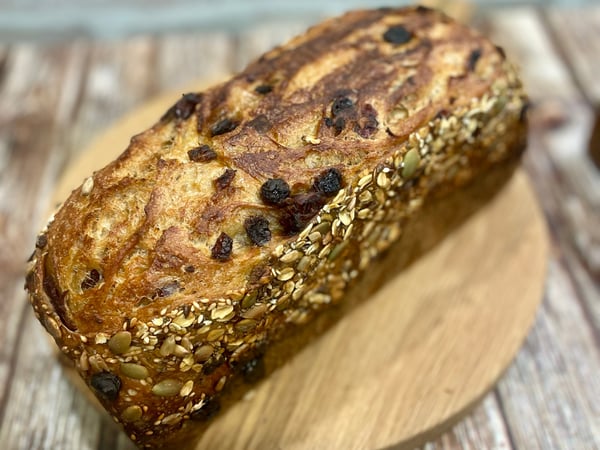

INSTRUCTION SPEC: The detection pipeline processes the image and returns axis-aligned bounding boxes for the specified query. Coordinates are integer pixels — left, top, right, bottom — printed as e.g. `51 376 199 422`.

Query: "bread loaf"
25 6 527 449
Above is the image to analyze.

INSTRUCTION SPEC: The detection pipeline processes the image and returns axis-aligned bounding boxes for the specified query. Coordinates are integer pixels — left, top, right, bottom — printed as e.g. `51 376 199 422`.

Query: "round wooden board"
54 81 548 450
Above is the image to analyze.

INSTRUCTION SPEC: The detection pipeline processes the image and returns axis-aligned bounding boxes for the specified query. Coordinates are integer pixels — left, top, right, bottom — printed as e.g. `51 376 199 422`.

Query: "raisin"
324 117 333 128
184 265 196 273
519 102 530 123
254 84 272 94
313 168 343 196
91 372 121 401
241 357 265 383
211 232 233 261
190 396 221 421
331 96 354 117
355 107 379 138
495 45 506 60
188 145 217 162
279 192 325 234
81 269 101 291
210 118 238 136
383 25 412 45
260 178 290 205
214 168 236 190
333 117 346 135
467 48 482 72
36 234 47 249
248 114 272 134
244 216 271 246
162 93 202 121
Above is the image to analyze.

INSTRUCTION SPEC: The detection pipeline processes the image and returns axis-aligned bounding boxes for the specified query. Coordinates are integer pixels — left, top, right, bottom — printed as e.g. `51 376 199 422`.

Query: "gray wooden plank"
486 8 600 450
155 31 235 90
497 259 600 450
545 6 600 104
0 41 87 425
422 395 514 450
234 19 314 70
0 38 163 450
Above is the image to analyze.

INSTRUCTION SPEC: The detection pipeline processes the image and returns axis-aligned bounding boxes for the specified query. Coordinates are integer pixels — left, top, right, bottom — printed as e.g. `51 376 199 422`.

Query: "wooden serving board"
53 81 548 450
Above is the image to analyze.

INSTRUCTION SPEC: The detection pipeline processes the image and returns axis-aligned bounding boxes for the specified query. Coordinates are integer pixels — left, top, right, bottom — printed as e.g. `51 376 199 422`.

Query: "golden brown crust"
25 6 527 449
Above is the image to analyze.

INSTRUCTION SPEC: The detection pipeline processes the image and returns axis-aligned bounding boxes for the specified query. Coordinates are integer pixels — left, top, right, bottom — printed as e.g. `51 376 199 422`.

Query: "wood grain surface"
0 6 598 450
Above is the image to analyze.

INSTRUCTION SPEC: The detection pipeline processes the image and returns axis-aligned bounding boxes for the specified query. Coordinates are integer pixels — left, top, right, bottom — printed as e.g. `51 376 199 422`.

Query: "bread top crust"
32 6 511 337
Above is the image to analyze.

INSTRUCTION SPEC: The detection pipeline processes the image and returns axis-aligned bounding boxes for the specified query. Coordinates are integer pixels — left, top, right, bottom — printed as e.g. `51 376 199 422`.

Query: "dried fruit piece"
211 232 233 261
313 168 343 196
81 269 101 291
188 145 217 162
260 178 290 205
91 372 121 401
383 25 412 44
244 216 271 246
214 169 236 190
210 118 238 136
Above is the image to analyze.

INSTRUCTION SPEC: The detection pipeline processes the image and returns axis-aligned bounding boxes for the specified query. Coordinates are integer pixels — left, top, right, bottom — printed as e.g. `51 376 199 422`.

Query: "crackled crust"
25 6 527 449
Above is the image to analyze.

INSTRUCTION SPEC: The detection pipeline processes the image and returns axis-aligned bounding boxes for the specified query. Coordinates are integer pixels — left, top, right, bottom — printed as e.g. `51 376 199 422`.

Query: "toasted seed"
108 331 132 355
235 319 258 333
122 405 143 422
81 177 94 195
160 335 176 356
376 172 391 189
277 267 295 281
328 240 350 261
241 291 258 309
211 305 234 321
180 380 194 397
152 379 183 397
402 149 420 179
280 250 302 264
194 345 214 362
173 313 195 328
241 303 268 320
121 363 149 380
215 376 227 392
207 328 225 341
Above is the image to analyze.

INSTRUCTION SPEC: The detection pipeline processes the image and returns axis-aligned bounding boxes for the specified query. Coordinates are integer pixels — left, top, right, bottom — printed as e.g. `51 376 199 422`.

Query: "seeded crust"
25 6 527 449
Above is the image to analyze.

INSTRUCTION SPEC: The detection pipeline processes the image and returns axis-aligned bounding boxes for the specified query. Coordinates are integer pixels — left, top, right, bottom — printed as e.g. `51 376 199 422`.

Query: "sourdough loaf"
26 6 527 449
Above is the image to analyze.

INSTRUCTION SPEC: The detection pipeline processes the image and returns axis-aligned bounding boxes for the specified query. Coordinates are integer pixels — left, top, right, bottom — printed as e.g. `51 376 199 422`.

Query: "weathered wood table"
0 6 598 450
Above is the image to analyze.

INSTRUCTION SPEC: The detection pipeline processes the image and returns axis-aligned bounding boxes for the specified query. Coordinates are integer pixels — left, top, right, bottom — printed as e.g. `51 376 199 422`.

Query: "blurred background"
0 0 598 41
